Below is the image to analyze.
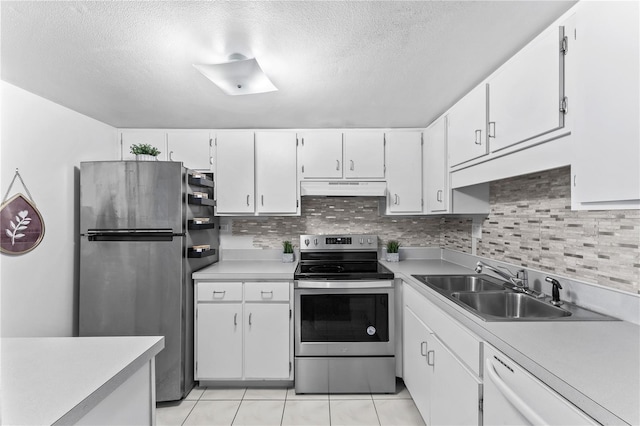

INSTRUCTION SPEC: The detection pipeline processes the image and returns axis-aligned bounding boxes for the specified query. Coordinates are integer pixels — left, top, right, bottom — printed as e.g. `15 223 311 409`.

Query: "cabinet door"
386 132 422 213
244 303 290 379
488 25 565 152
255 132 298 214
403 305 431 423
424 117 448 213
120 131 167 161
167 131 212 170
215 132 255 214
429 334 480 426
447 84 487 166
298 131 343 178
196 303 243 379
344 132 385 179
571 1 639 206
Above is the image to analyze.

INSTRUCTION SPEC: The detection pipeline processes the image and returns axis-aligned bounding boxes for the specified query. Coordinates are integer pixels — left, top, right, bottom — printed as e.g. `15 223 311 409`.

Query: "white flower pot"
386 252 399 262
282 253 295 263
136 154 157 161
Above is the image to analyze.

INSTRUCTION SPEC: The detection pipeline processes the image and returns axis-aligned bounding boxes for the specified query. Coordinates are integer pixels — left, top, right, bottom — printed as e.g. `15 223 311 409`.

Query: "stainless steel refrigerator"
79 161 219 402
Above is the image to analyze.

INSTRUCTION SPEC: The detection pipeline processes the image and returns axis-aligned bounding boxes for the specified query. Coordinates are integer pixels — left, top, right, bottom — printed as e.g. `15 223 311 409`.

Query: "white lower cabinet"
403 284 481 425
244 303 290 379
195 281 292 381
196 303 243 379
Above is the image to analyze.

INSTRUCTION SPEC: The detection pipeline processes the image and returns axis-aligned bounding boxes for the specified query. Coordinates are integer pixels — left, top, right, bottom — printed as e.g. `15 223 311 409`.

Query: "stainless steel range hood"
300 181 387 197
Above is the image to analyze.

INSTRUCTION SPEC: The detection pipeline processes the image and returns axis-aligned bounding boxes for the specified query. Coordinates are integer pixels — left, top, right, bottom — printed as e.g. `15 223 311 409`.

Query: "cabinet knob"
474 129 482 145
336 160 340 171
246 195 250 206
350 160 355 171
488 122 496 138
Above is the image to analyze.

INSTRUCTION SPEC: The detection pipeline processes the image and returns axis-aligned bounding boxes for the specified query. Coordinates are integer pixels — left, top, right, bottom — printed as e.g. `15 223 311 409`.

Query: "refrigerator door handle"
86 229 176 242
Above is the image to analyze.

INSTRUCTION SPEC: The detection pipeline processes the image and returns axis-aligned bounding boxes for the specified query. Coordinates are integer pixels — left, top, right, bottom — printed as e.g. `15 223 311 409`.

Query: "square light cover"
193 58 278 96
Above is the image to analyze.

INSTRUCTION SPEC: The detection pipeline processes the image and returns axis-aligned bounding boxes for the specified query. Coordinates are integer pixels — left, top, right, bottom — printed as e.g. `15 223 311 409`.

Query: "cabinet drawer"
244 282 290 302
197 282 243 302
404 283 481 376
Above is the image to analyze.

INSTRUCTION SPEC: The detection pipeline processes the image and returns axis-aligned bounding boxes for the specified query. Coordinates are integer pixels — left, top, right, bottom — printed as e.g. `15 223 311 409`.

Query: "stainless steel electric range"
293 234 396 394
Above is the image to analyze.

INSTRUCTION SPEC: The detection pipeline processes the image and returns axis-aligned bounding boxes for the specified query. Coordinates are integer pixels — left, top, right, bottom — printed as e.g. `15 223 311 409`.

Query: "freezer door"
79 236 186 402
80 161 184 233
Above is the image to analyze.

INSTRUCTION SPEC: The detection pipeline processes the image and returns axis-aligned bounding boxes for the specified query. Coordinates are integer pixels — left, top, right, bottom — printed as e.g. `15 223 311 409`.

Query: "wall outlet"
219 223 230 232
472 223 482 239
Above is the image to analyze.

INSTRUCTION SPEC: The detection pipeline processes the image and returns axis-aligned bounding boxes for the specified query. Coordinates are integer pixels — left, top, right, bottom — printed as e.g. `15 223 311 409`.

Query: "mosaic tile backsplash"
231 167 639 294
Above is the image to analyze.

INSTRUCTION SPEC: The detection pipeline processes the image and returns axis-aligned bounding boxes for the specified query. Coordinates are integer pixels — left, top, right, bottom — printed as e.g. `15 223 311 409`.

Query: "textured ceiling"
1 1 576 129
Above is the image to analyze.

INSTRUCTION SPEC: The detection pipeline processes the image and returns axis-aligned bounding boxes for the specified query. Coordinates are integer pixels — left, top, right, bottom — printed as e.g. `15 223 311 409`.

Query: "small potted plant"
130 143 161 161
386 240 400 262
282 240 295 263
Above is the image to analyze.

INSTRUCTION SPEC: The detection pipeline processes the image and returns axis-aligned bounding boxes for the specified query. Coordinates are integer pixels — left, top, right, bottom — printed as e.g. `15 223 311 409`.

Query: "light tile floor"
157 380 425 426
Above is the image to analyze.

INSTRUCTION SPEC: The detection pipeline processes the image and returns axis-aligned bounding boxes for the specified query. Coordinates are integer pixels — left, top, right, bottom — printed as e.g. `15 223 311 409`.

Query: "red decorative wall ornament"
1 170 45 255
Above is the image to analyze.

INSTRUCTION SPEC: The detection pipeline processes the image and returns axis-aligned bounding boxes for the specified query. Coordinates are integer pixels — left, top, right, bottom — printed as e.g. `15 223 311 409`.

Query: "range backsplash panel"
231 197 443 249
232 167 639 294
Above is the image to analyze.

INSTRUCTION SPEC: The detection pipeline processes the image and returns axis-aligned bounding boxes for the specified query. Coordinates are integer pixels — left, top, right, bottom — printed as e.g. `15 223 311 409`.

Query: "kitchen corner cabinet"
214 132 255 214
447 84 488 167
120 130 167 161
298 131 343 179
195 281 292 381
487 24 567 153
385 131 423 214
403 283 481 426
423 117 448 213
571 1 640 208
343 131 385 179
166 131 212 171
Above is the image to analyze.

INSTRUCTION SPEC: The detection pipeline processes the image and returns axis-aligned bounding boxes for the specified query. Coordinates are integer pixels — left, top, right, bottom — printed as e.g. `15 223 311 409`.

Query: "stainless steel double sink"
411 274 617 321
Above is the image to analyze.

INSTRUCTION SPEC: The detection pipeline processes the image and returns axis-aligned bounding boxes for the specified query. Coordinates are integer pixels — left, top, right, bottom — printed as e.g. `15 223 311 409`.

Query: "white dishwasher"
483 344 597 426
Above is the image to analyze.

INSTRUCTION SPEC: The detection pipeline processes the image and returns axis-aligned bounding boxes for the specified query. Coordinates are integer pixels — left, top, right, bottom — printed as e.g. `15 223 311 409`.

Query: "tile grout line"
371 397 382 426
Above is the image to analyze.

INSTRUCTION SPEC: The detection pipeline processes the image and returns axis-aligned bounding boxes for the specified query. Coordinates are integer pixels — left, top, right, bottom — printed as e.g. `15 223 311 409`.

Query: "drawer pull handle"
420 341 428 357
213 290 226 298
261 290 274 298
249 313 252 326
234 313 237 326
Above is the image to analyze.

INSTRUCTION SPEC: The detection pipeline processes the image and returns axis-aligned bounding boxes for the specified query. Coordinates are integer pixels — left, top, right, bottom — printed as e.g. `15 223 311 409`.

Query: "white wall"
1 82 117 337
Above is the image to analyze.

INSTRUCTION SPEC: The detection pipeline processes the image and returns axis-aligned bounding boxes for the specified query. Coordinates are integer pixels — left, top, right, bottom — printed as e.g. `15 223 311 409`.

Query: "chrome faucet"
475 261 530 292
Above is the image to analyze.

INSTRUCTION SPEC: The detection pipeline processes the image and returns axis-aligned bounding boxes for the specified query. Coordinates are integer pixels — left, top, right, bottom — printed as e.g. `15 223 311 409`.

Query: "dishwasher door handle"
485 357 546 425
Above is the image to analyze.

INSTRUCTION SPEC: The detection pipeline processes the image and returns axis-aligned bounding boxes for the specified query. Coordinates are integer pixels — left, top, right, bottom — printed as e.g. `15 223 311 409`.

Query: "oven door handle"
295 281 393 289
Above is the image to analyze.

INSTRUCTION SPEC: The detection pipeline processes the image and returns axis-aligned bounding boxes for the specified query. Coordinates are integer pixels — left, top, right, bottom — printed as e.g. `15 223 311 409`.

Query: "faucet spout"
475 261 529 290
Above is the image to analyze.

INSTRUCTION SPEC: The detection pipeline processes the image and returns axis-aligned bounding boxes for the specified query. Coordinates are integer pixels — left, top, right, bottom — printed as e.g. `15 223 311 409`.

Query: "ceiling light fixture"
193 53 278 96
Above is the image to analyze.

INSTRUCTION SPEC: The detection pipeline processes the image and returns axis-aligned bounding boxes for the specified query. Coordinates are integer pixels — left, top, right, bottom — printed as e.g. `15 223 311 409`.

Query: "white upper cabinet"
298 131 343 179
385 131 423 214
571 1 640 208
447 84 488 167
423 118 448 213
214 131 255 214
255 132 298 214
120 131 167 161
343 131 385 179
166 131 212 171
488 24 567 152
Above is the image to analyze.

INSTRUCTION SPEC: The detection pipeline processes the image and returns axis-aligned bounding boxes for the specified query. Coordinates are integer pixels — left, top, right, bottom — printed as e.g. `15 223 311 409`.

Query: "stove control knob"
367 326 376 336
359 238 364 245
304 239 310 247
314 238 318 246
367 238 372 244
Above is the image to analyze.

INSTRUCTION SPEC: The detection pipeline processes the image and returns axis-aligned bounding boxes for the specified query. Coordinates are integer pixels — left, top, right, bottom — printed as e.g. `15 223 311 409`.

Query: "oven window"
299 294 389 342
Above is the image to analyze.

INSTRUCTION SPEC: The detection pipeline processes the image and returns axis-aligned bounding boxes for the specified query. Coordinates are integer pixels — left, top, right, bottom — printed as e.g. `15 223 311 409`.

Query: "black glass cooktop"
294 261 394 280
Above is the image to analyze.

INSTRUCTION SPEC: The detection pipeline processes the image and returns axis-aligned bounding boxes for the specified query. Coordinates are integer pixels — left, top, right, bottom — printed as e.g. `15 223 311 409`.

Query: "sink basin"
452 291 572 320
412 274 506 294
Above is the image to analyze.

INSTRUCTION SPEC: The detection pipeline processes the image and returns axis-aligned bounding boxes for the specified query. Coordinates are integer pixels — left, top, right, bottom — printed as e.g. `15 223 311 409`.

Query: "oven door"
294 281 394 357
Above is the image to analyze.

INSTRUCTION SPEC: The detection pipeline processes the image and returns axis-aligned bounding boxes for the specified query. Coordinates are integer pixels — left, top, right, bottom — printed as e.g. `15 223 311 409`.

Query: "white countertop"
1 336 164 425
193 260 298 280
382 259 640 426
